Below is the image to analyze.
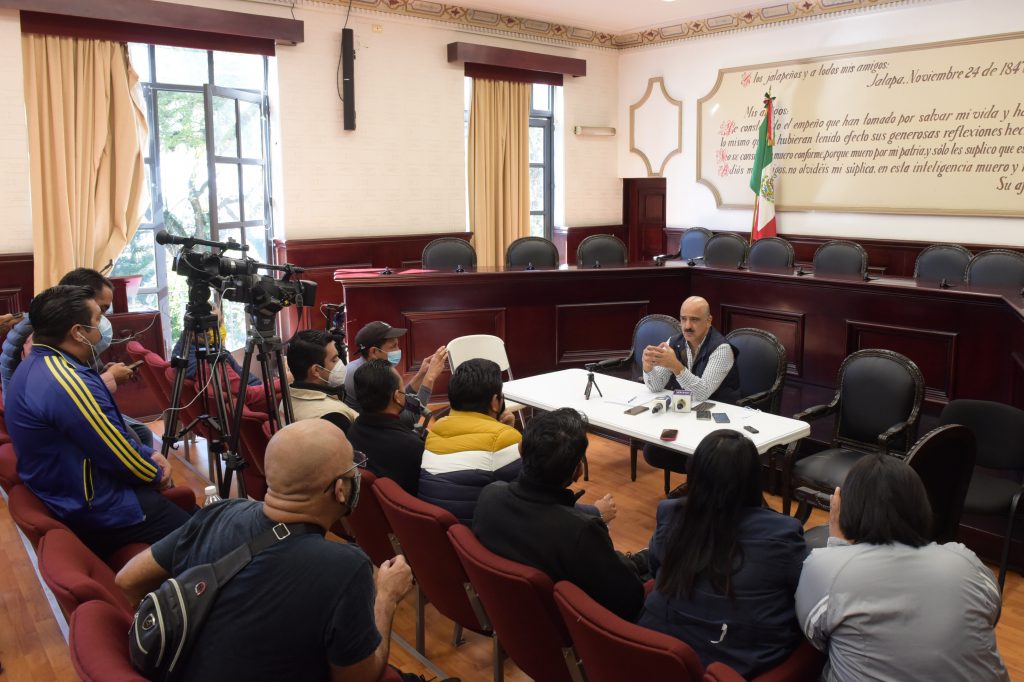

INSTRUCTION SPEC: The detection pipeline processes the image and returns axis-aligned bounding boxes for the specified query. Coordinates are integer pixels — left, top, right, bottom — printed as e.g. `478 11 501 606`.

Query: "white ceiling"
460 0 769 34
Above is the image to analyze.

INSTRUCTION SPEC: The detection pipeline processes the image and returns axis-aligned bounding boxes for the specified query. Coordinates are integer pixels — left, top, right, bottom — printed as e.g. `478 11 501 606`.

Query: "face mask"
95 316 113 354
386 349 402 366
320 361 347 388
343 471 361 517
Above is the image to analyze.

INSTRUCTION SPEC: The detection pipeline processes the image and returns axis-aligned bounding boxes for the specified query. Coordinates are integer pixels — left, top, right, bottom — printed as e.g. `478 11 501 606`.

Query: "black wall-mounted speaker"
342 28 355 130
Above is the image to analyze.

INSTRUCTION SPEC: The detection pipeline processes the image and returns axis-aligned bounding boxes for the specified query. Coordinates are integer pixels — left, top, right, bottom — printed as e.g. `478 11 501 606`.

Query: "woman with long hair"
796 454 1007 681
638 429 806 677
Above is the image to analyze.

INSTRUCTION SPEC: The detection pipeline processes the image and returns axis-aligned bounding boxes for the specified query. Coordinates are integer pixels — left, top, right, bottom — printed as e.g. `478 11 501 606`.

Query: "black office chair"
781 349 924 518
506 236 559 268
940 399 1024 591
702 233 748 269
726 328 786 414
965 249 1024 289
914 243 972 284
577 234 627 268
904 424 975 544
796 423 975 549
422 237 477 270
812 240 868 278
747 237 794 269
598 314 681 482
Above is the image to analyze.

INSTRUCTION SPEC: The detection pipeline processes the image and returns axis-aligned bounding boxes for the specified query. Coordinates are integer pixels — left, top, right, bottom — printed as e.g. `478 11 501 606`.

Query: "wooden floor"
1 429 1022 681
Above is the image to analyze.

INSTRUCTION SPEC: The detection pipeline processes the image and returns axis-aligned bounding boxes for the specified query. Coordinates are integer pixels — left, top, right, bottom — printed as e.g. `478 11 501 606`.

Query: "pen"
627 396 637 404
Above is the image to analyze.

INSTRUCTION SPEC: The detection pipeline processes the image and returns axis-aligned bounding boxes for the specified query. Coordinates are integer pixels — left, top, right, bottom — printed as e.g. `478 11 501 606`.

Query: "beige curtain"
22 34 149 292
467 78 530 268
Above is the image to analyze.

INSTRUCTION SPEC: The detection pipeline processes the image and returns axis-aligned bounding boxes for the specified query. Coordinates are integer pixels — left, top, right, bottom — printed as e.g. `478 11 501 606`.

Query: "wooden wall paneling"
400 308 507 398
103 311 165 419
339 267 683 392
554 301 648 366
1011 352 1024 410
844 320 958 405
275 232 470 270
689 267 1016 405
719 304 805 377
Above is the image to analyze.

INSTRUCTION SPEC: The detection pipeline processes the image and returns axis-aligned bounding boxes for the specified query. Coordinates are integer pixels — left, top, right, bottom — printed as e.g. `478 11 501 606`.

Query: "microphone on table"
455 264 465 273
796 266 808 276
687 256 704 267
939 278 951 289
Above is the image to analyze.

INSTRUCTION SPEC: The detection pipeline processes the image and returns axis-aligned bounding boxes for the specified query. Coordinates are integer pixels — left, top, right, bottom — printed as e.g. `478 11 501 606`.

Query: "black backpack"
128 521 321 681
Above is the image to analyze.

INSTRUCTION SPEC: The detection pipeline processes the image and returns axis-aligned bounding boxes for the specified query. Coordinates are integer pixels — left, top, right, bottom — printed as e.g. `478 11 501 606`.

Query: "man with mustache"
641 297 741 492
642 296 739 404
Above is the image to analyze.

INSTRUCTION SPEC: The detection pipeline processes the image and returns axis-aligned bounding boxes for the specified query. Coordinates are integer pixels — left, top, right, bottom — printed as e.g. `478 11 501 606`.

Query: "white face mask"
321 361 347 388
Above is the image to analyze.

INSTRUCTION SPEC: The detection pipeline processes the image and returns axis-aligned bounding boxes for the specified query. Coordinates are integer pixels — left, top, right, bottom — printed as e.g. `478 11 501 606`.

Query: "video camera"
157 230 317 324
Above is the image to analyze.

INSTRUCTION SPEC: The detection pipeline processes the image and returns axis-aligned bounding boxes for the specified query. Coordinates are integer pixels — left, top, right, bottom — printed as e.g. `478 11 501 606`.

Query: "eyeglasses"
323 450 368 494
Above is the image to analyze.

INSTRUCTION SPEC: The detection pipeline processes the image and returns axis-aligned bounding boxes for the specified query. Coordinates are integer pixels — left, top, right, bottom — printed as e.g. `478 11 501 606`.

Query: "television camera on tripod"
156 229 317 499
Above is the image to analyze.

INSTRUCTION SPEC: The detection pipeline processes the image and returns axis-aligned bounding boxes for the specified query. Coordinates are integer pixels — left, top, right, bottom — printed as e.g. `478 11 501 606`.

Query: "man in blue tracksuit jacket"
6 285 191 556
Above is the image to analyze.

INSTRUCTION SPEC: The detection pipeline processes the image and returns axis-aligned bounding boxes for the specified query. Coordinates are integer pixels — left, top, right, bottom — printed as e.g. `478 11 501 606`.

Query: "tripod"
225 307 294 497
583 366 604 400
162 285 249 498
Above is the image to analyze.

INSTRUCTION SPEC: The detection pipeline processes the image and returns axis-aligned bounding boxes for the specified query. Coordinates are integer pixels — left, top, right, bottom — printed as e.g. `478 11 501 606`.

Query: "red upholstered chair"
552 580 703 682
69 600 148 682
105 543 150 573
0 442 20 492
125 340 169 409
161 485 198 513
7 484 70 548
447 524 584 682
37 528 133 618
345 468 398 567
703 642 825 682
373 478 492 657
233 406 270 500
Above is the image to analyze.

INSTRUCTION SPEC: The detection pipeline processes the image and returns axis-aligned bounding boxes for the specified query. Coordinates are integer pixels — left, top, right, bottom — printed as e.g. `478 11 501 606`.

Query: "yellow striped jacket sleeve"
43 355 159 483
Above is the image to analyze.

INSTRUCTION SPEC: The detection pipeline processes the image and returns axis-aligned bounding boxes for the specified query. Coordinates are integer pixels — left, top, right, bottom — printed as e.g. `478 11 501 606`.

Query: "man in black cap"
343 321 447 427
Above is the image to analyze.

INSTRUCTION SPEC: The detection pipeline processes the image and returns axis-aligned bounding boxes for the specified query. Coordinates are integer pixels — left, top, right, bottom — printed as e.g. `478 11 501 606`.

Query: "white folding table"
502 368 809 455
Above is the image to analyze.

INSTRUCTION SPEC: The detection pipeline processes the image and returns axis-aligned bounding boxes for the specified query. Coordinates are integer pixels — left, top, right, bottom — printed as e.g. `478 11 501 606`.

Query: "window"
112 44 274 354
529 84 554 239
464 79 557 239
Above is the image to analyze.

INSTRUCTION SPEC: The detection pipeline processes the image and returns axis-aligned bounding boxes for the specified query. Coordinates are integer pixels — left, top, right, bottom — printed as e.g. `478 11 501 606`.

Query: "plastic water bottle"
203 485 222 507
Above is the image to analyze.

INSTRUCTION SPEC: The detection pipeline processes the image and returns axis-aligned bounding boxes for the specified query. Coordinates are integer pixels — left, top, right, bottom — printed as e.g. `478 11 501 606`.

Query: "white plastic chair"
446 334 526 422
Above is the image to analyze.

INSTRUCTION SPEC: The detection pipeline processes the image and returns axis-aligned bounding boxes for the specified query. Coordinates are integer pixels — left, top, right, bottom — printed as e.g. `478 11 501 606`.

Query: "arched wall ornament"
629 77 682 177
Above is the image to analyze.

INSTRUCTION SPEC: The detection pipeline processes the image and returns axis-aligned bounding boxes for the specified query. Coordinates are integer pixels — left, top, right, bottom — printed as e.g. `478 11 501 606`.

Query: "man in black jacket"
473 408 645 622
346 359 424 495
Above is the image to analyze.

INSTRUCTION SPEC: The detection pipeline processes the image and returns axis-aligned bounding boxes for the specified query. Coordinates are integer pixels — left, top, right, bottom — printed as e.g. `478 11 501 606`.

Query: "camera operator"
343 321 447 429
346 360 424 495
283 329 358 433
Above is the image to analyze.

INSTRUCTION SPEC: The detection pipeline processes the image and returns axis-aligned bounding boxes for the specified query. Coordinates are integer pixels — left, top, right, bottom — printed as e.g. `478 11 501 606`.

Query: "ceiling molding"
258 0 911 51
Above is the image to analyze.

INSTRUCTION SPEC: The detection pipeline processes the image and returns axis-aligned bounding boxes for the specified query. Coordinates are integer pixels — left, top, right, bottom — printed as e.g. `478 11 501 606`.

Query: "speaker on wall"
342 28 356 130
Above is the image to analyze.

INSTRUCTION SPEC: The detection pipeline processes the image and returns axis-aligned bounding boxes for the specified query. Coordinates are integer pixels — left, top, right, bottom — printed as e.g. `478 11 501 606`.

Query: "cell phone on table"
696 410 711 420
743 425 759 434
712 412 730 424
692 401 716 411
624 405 650 416
660 428 678 441
126 360 144 370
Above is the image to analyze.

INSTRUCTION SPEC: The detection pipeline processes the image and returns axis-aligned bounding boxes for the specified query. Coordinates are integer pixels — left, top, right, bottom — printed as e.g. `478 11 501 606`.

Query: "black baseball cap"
355 321 407 352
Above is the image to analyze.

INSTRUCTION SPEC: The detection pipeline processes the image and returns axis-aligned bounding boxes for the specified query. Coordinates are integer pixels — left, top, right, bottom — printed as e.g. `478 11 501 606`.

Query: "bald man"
642 296 740 404
116 420 413 682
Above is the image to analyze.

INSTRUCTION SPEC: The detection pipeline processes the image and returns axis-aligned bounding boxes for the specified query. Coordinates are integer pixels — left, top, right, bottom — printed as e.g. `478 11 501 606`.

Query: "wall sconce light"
573 126 616 137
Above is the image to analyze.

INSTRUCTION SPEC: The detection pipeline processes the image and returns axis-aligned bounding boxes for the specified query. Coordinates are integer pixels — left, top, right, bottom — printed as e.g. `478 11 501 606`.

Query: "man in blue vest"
642 296 740 404
641 296 741 493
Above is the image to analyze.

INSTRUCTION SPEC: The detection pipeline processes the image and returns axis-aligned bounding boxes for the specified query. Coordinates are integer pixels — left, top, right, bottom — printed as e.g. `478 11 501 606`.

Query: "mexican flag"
749 93 777 241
